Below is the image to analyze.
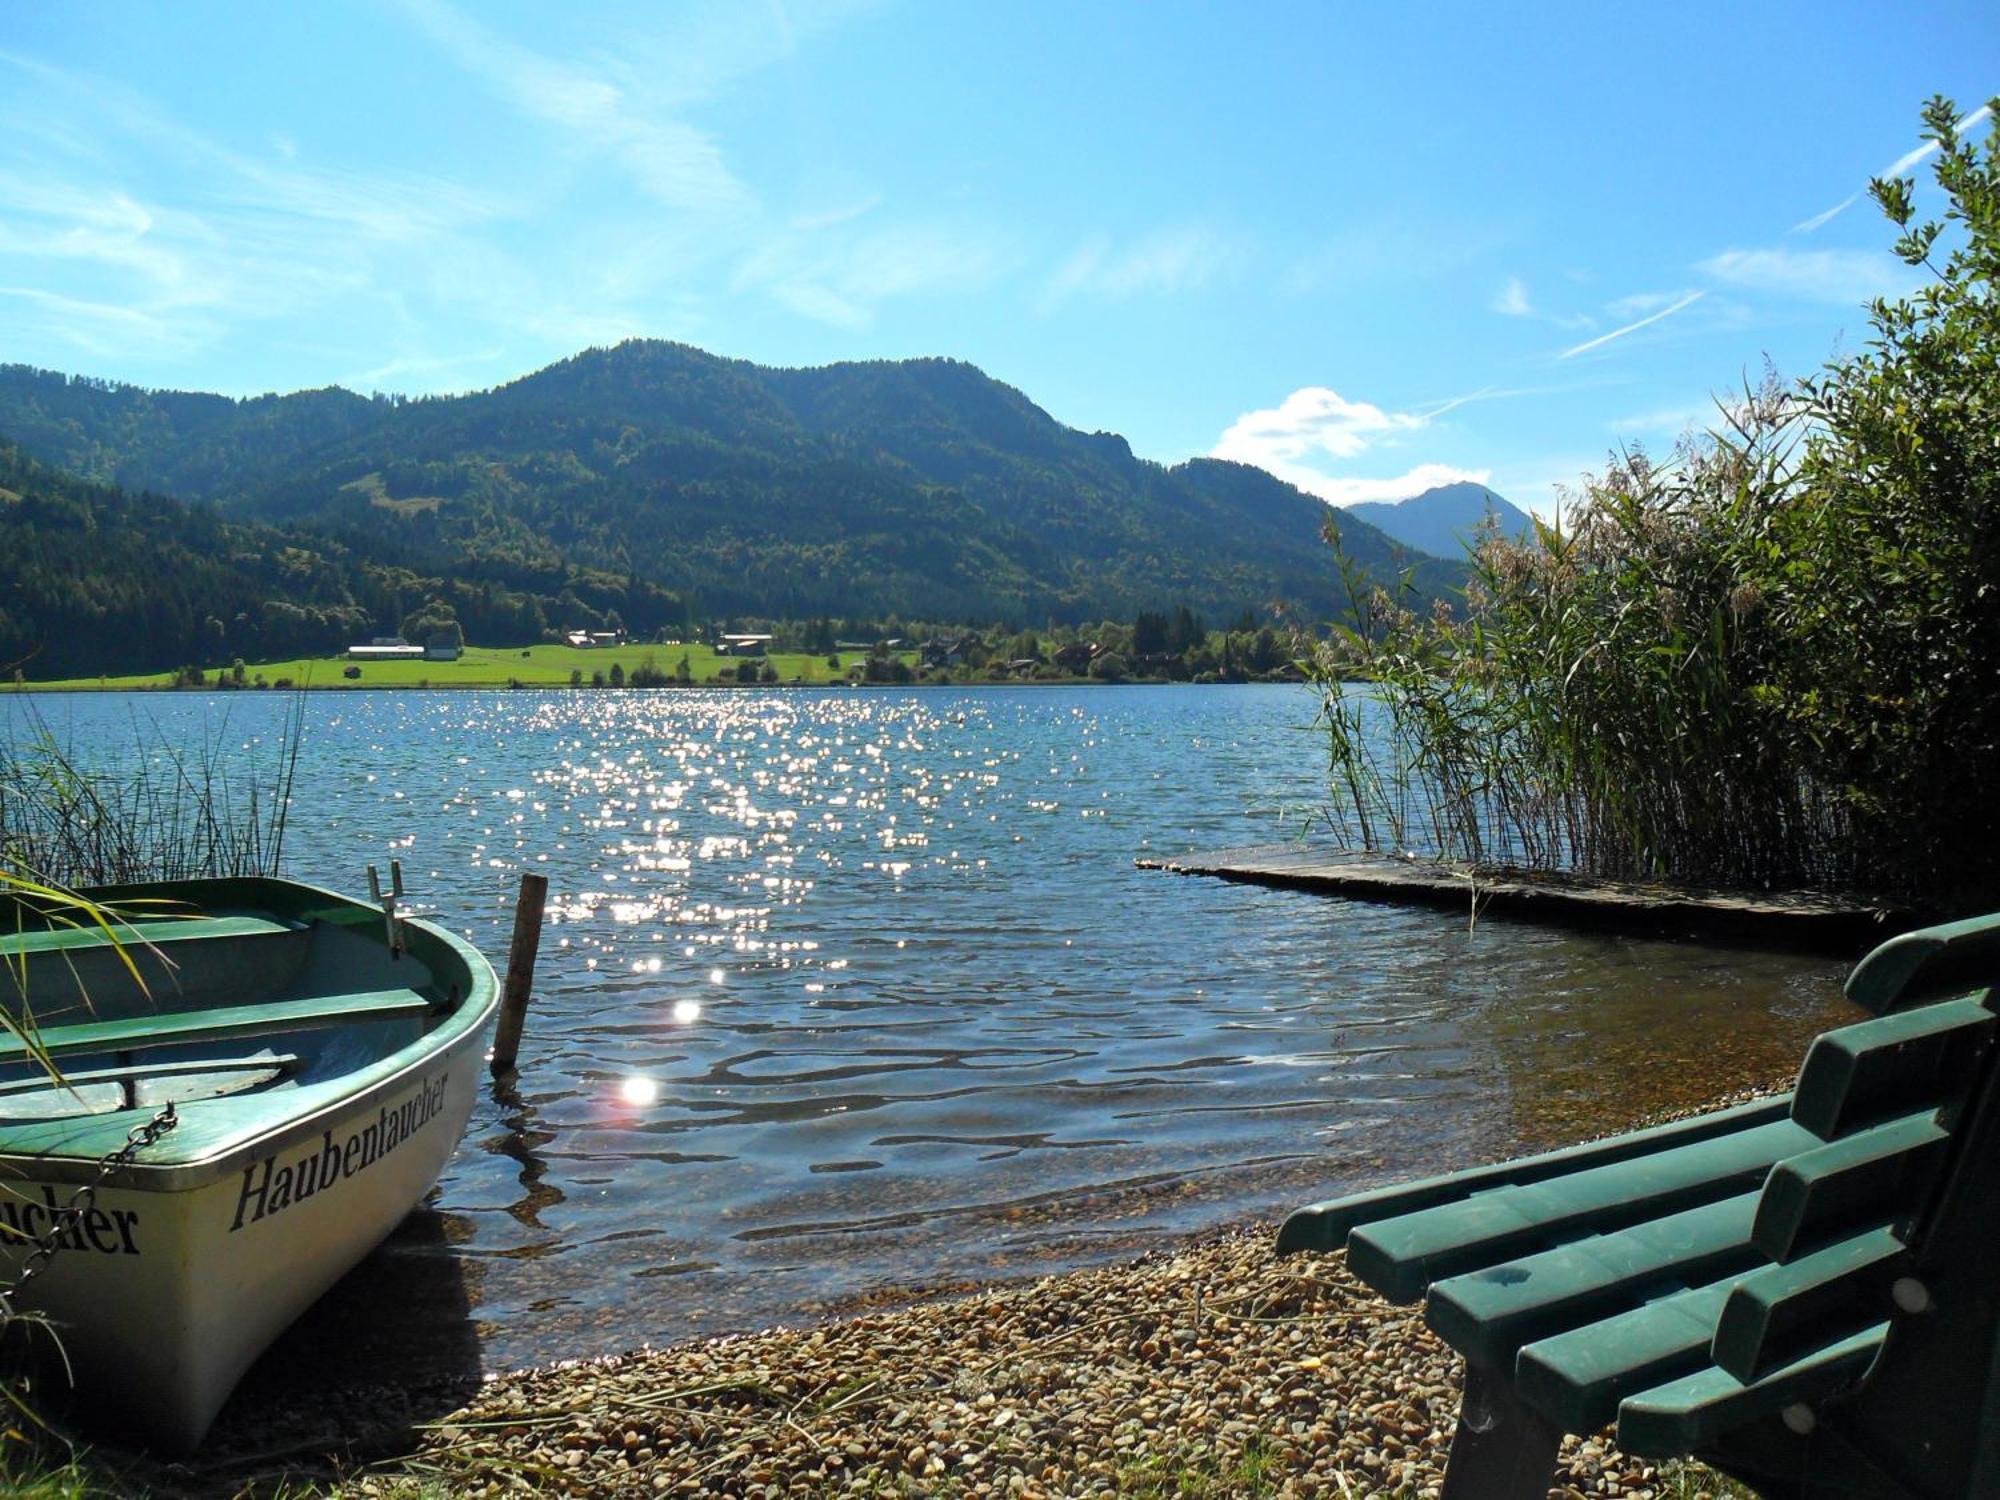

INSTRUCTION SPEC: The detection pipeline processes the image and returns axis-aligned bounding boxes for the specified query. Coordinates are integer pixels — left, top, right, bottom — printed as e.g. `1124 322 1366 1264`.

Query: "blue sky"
1 2 1993 516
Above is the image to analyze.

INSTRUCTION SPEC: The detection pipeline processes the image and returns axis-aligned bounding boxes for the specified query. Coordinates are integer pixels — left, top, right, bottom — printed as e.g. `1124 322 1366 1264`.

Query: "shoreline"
2 675 1311 696
105 1084 1790 1498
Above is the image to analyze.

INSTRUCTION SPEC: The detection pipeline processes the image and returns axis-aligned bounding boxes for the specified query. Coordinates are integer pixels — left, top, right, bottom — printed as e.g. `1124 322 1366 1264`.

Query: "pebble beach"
149 1220 1743 1500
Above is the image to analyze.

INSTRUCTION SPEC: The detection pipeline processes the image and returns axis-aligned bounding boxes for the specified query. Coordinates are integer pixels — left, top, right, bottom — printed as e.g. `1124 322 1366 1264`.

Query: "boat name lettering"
0 1187 140 1256
231 1073 450 1232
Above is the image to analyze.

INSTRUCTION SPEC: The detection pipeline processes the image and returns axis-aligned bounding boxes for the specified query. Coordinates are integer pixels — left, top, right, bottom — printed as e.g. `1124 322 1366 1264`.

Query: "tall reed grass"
0 695 304 890
1310 381 1865 891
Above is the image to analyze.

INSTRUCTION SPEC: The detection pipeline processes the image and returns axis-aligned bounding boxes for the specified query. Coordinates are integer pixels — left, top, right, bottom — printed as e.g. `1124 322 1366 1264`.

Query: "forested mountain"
1346 481 1537 559
0 343 1462 671
0 444 689 678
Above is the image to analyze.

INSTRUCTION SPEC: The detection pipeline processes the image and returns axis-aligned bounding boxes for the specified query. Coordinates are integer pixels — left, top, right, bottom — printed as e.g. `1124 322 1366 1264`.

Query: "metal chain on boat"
0 1101 178 1317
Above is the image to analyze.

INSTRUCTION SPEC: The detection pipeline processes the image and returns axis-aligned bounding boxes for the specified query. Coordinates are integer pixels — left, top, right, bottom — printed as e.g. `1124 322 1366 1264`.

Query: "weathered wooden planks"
1136 844 1910 952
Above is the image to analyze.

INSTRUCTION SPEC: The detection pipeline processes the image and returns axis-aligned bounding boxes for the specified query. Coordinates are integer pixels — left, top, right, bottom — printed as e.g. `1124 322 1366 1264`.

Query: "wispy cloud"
1699 247 1920 305
734 220 1020 329
391 0 752 218
1039 226 1242 312
1607 402 1712 437
1420 378 1620 421
0 52 509 374
0 284 198 359
789 192 886 233
1209 385 1490 505
1494 276 1532 316
1493 274 1595 332
1793 103 1993 233
1560 290 1704 359
339 348 506 393
1279 219 1494 297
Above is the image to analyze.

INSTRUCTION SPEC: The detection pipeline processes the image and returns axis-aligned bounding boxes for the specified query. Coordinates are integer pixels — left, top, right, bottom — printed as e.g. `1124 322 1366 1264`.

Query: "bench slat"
1712 1226 1906 1385
1753 1113 1949 1263
1616 1323 1886 1459
1276 1095 1795 1258
1348 1118 1816 1304
1514 1281 1736 1437
0 989 434 1064
1425 1192 1763 1369
1791 999 1994 1141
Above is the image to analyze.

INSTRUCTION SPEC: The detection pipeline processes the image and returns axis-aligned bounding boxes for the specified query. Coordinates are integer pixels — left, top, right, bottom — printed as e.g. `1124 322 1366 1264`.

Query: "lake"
4 685 1850 1376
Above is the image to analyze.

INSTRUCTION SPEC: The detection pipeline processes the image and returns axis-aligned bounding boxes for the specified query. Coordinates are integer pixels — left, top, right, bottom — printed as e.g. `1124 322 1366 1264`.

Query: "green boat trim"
0 875 499 1190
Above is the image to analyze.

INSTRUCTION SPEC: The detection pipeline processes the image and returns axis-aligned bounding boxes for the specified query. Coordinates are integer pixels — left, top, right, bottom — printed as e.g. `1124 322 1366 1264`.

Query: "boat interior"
0 895 460 1122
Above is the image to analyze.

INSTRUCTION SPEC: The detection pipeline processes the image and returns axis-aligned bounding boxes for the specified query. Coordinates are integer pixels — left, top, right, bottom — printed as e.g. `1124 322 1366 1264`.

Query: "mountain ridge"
0 340 1464 647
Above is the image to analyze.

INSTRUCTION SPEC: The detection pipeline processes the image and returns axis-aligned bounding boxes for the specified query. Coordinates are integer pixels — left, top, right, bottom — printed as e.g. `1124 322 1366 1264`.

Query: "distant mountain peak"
1346 482 1535 560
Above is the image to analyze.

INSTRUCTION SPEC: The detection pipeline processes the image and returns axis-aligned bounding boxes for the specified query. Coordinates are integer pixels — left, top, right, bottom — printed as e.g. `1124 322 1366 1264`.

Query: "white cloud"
1560 290 1704 359
1209 386 1489 505
1215 387 1423 463
1699 246 1919 305
1039 226 1241 311
1307 462 1494 506
1794 103 1993 233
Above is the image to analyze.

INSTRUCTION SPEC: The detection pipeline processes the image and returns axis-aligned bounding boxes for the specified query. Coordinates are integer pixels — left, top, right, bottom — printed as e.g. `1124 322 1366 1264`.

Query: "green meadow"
9 643 915 692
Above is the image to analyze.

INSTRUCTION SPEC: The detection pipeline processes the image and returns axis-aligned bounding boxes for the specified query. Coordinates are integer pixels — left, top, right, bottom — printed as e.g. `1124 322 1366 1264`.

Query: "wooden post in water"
490 871 548 1077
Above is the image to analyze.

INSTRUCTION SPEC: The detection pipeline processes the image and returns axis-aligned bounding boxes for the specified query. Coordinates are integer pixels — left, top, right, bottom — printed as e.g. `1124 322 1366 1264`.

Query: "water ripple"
7 685 1850 1370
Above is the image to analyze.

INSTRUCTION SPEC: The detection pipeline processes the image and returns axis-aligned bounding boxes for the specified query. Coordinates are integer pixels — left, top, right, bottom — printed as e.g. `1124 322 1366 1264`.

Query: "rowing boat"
0 874 499 1450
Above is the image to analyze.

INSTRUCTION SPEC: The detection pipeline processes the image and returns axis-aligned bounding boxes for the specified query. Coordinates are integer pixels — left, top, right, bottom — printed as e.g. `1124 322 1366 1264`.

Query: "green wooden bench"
1276 911 2000 1499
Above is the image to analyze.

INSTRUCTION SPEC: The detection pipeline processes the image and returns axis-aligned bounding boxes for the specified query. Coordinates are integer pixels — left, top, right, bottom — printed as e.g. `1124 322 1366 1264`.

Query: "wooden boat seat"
2 914 301 955
0 1053 303 1100
0 988 436 1064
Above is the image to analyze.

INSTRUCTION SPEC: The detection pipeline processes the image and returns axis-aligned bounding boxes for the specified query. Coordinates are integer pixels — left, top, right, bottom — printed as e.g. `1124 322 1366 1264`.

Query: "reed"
1310 380 1866 892
0 695 304 890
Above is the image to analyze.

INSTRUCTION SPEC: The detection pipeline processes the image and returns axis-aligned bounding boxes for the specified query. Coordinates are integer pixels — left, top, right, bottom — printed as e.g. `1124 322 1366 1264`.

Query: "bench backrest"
1722 910 2000 1494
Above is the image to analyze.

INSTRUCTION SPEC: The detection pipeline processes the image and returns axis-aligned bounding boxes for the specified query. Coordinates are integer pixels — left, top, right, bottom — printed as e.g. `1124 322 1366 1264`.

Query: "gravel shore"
245 1230 1707 1499
125 1085 1791 1498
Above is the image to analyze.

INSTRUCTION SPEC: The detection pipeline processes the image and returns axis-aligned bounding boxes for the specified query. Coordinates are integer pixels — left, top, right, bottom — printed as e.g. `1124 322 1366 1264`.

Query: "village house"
920 633 986 670
1052 641 1099 674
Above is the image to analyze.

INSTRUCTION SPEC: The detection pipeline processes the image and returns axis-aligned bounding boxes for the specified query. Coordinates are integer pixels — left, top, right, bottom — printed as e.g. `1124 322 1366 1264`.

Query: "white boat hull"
2 1047 482 1450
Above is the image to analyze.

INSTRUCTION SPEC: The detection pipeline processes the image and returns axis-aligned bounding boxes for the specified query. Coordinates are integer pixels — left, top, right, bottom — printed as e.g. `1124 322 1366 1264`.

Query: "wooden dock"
1135 844 1913 953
